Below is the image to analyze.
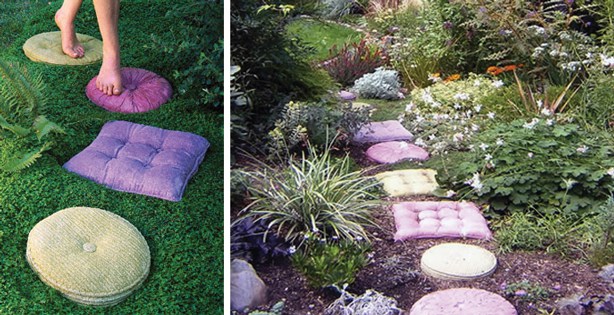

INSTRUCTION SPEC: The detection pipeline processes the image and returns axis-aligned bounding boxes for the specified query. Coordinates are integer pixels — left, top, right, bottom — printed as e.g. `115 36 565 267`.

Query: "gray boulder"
231 259 268 312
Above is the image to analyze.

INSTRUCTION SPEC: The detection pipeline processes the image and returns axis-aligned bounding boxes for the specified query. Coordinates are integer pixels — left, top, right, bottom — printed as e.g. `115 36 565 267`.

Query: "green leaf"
32 115 65 140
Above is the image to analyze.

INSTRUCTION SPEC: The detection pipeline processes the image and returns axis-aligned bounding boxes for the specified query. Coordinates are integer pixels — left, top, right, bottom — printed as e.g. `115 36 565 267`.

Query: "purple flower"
443 21 453 30
565 0 574 5
515 290 527 296
500 282 507 291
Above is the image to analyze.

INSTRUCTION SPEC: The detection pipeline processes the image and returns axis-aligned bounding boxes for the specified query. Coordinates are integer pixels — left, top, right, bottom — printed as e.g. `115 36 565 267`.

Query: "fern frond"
33 115 65 140
0 142 51 172
0 113 30 137
0 60 47 118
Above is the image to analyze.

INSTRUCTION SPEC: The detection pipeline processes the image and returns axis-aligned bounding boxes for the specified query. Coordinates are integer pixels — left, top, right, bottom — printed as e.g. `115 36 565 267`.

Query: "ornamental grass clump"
238 143 380 245
322 39 386 87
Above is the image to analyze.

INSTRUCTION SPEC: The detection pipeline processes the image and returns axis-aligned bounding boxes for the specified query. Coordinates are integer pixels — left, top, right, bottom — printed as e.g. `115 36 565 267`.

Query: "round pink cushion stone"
86 68 172 113
410 288 517 315
366 141 429 164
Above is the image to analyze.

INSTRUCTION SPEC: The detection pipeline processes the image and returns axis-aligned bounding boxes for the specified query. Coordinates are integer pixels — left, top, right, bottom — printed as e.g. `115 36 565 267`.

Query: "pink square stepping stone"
353 120 413 144
393 201 492 240
410 288 517 315
366 141 429 164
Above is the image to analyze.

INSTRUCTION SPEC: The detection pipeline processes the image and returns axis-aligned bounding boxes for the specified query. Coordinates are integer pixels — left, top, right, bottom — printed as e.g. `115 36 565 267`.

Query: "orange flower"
486 66 503 76
503 65 517 72
443 73 461 82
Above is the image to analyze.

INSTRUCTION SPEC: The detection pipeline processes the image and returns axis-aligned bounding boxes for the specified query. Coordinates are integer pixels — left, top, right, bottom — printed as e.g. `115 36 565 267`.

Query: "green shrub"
292 239 370 288
351 67 402 100
231 0 334 150
0 61 64 172
575 73 614 131
587 196 614 267
238 144 380 244
266 100 370 159
428 119 614 216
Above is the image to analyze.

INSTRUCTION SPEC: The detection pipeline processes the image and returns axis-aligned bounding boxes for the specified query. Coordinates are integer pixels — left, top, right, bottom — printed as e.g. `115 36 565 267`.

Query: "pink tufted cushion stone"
366 141 429 164
86 68 172 113
393 201 492 240
410 288 517 315
63 120 209 201
353 120 413 144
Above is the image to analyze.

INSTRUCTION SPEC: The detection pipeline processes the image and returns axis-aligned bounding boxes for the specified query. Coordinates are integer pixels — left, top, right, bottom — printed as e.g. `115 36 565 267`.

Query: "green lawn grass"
0 0 223 313
286 18 363 62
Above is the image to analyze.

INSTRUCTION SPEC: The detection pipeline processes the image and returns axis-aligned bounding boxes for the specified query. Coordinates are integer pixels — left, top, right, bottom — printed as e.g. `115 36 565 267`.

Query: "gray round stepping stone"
410 288 516 315
366 141 429 164
421 243 497 280
23 32 103 65
353 120 413 144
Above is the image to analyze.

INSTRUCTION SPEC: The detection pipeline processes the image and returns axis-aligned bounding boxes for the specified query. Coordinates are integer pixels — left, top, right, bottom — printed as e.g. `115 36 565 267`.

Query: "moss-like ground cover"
0 0 223 313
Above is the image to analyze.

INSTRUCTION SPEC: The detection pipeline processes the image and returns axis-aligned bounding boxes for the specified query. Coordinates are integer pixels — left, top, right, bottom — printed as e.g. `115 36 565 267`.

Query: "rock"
339 90 356 101
231 259 268 312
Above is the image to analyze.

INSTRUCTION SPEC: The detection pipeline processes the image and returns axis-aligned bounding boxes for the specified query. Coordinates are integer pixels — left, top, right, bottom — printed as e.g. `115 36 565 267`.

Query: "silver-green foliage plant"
238 143 379 245
325 289 403 315
351 67 401 100
0 61 64 172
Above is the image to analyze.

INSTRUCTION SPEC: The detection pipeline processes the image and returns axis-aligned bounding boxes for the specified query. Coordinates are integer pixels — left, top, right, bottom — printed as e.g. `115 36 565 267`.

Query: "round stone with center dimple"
26 207 150 306
421 243 497 280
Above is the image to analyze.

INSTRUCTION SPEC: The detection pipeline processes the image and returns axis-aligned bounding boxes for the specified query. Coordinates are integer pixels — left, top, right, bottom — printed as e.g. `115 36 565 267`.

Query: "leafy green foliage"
266 100 371 159
428 119 614 216
238 144 380 244
149 0 223 108
0 61 64 172
292 239 370 288
503 280 551 303
323 39 386 87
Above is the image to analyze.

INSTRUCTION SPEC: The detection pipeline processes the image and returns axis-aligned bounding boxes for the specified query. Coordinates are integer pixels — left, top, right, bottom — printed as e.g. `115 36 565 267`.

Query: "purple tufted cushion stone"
393 201 492 240
63 121 209 201
410 288 517 315
86 68 172 113
353 120 413 144
366 141 429 164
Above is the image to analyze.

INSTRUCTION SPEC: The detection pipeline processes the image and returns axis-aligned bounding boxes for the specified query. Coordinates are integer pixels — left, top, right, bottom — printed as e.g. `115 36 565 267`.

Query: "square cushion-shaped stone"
374 169 438 197
393 201 492 240
353 120 413 144
63 120 209 201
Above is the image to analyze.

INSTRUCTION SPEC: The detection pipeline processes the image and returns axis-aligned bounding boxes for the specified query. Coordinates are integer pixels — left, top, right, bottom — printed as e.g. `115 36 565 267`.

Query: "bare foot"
96 62 123 96
55 8 84 58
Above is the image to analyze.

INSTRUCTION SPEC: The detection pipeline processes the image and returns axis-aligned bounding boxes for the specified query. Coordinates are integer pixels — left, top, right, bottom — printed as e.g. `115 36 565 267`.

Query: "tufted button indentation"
83 242 97 253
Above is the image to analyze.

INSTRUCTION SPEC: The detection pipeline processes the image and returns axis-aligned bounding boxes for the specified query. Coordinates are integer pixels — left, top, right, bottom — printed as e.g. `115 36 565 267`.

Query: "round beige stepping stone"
421 243 496 280
410 288 517 315
23 32 103 65
27 207 150 306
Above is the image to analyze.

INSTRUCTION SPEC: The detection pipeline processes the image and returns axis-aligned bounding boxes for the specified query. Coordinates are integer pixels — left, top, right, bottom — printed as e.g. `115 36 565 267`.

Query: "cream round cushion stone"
23 32 103 65
421 243 497 280
26 207 150 306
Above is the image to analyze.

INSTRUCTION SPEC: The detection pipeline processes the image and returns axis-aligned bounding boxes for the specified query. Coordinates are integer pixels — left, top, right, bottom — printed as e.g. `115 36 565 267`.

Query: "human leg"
93 0 122 96
55 0 85 58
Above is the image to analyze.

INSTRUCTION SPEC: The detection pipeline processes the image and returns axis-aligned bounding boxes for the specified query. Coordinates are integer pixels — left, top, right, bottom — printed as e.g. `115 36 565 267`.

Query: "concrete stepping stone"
393 201 492 240
27 207 150 306
366 141 429 164
23 32 102 65
421 243 497 280
410 288 517 315
374 169 438 197
86 68 172 113
353 120 413 144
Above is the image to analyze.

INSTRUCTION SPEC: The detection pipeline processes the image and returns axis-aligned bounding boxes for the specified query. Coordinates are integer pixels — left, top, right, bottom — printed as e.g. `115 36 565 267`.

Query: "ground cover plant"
231 0 614 313
0 0 223 313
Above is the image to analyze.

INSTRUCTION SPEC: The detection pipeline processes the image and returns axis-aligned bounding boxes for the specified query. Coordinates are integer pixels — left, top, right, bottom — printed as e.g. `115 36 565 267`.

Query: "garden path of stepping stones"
355 117 514 314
